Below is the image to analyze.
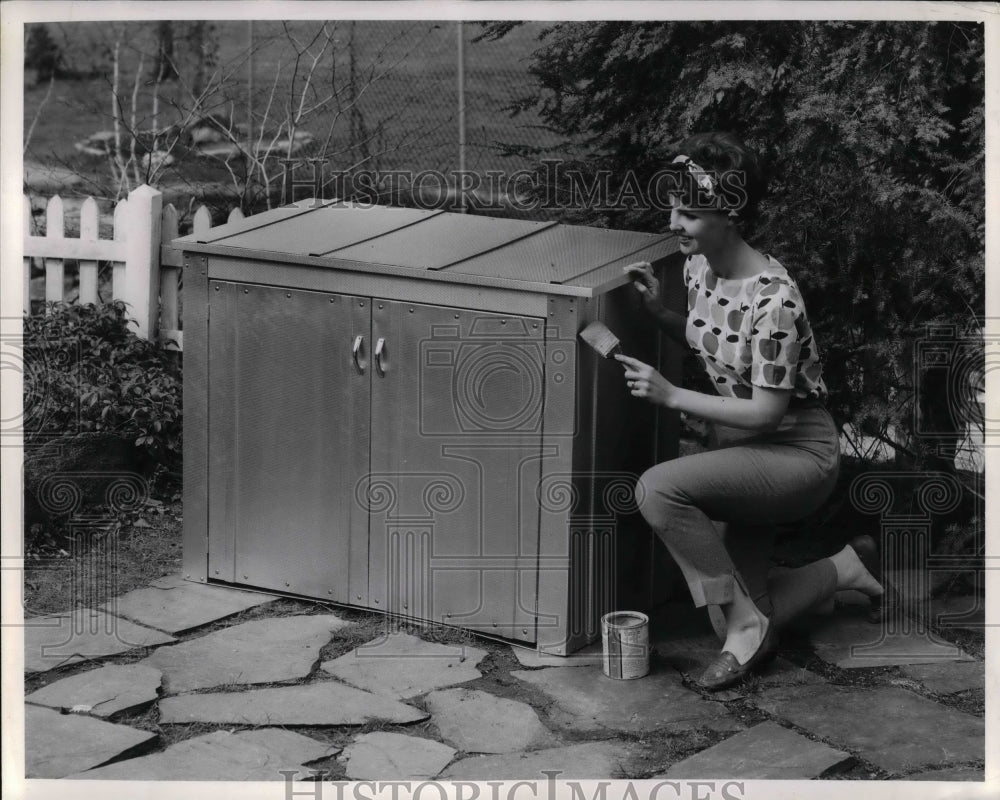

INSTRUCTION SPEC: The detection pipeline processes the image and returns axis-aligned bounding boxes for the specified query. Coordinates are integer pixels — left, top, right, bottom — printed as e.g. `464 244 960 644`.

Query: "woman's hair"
660 132 766 225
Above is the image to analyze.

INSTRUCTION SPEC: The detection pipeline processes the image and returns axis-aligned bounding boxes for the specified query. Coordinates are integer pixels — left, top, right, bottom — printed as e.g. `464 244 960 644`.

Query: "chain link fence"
26 20 574 221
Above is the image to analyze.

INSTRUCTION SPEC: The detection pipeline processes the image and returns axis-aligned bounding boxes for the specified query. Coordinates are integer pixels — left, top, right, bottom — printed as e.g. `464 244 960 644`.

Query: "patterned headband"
671 155 739 217
671 155 719 198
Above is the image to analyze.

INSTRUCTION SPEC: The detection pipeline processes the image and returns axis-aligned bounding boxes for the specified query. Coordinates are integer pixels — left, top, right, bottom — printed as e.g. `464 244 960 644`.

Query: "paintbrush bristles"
579 321 622 359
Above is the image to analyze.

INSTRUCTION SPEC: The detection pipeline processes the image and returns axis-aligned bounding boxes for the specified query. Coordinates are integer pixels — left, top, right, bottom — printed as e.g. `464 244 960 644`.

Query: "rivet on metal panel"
214 569 219 574
328 589 333 595
446 613 452 618
403 602 408 609
374 599 380 604
501 320 507 325
356 594 362 600
244 288 249 294
286 292 291 298
532 323 538 329
243 575 248 580
454 314 460 319
285 581 291 587
522 628 528 635
330 298 336 303
492 621 498 628
409 307 414 313
214 285 220 292
378 303 384 309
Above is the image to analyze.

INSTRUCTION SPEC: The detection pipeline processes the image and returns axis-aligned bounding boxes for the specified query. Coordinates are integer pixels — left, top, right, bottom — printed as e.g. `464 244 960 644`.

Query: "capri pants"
637 401 841 630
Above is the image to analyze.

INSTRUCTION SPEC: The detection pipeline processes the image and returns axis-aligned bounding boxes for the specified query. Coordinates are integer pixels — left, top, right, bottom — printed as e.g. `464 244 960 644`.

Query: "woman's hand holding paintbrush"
577 320 678 406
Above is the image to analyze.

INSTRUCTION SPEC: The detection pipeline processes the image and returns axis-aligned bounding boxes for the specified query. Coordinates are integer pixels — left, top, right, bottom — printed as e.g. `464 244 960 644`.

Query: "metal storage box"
178 200 683 654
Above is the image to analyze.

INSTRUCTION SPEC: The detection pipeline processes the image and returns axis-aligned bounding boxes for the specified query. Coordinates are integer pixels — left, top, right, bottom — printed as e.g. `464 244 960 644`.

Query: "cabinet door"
208 282 371 603
366 300 545 642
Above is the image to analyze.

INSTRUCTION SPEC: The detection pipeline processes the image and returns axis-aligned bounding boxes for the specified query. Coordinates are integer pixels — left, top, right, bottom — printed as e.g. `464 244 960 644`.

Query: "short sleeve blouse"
683 253 828 402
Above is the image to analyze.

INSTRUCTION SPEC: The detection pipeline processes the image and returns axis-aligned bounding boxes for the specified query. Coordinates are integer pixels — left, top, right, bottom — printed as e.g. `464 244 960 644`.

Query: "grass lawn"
24 20 565 206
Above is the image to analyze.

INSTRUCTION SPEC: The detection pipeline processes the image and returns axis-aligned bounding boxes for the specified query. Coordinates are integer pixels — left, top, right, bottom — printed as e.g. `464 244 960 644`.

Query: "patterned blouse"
683 253 827 402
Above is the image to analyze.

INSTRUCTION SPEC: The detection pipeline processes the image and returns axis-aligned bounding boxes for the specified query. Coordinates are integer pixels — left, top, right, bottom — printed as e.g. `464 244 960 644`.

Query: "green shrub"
23 301 182 470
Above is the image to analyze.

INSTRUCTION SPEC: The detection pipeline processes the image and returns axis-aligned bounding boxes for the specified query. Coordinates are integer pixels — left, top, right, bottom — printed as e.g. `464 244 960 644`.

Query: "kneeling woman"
618 132 888 691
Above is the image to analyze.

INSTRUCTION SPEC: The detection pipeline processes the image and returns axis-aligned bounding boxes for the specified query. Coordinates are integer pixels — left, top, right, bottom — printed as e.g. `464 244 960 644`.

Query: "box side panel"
182 255 210 582
651 252 687 606
592 251 687 613
535 296 586 654
207 281 239 583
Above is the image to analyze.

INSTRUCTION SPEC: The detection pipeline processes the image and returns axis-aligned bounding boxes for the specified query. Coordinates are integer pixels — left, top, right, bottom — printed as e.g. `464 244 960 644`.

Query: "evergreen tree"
483 20 985 466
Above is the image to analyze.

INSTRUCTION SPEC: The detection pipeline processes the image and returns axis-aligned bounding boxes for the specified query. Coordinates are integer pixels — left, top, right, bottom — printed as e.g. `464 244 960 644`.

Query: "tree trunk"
151 21 178 82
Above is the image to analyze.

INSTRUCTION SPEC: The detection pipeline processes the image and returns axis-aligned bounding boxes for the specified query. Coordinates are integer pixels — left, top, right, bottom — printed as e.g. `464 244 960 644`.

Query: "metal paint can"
601 611 650 679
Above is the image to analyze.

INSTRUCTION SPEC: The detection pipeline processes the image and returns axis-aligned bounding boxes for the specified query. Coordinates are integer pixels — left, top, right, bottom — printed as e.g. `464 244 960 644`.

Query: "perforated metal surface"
331 213 551 269
439 224 669 284
208 283 370 602
366 300 545 641
206 203 440 257
176 205 679 295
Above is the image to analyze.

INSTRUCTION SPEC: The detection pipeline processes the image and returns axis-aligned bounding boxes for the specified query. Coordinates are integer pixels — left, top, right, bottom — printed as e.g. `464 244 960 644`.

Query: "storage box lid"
175 200 679 296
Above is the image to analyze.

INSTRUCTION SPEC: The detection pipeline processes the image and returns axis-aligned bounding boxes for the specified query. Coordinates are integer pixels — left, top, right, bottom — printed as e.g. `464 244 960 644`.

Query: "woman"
617 132 889 691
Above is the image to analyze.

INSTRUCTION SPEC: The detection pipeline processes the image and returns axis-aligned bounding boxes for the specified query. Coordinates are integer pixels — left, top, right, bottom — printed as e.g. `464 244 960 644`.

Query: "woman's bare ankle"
831 546 883 597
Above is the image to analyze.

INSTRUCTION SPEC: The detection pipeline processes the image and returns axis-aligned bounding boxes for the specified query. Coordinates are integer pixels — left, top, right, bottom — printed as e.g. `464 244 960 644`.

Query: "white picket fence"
23 184 245 351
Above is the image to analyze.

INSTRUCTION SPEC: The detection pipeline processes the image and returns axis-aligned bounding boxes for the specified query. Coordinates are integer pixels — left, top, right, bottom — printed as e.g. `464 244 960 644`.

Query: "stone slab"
424 688 557 753
25 704 157 778
907 766 985 781
342 732 456 779
652 630 728 676
442 741 633 780
102 575 279 633
141 614 346 692
158 682 428 725
321 632 486 699
70 728 337 780
26 664 162 717
512 640 604 668
662 721 851 779
24 608 176 673
900 661 985 695
756 658 827 688
512 666 741 734
752 683 984 774
807 608 973 668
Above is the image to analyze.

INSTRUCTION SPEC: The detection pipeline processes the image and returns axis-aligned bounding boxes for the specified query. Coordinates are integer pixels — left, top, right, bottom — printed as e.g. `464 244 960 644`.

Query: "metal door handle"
352 335 366 374
374 337 387 377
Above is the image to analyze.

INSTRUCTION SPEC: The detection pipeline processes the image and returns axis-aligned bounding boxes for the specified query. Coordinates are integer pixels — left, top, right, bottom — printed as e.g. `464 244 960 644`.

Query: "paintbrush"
578 320 624 359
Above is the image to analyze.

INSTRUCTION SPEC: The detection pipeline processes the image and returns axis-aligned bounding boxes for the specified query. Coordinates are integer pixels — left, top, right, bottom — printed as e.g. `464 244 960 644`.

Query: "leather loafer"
848 534 901 624
697 616 778 692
